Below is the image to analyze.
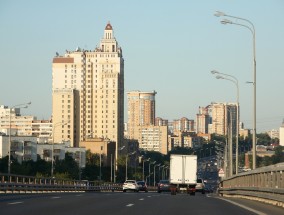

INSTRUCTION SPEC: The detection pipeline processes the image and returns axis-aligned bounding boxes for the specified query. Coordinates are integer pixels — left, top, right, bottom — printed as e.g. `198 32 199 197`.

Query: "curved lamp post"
51 120 69 177
8 102 31 174
214 11 256 170
211 70 239 174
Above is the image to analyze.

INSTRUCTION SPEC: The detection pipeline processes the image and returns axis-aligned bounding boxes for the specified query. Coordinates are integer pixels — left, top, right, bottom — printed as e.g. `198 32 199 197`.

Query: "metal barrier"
0 173 123 194
219 162 284 207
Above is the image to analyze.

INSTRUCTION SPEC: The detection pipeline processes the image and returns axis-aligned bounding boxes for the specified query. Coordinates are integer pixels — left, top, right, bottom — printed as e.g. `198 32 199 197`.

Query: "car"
157 180 170 193
123 180 139 192
137 181 148 192
196 178 205 194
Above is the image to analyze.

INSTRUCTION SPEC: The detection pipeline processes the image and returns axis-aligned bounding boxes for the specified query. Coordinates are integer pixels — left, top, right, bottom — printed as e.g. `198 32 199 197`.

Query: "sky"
0 0 283 132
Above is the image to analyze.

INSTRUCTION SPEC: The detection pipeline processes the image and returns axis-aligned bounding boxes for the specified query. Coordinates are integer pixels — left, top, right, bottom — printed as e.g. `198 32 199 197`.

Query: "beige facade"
211 102 237 136
196 106 210 134
172 117 194 132
32 119 52 143
80 137 115 167
0 105 35 136
127 91 156 139
134 125 168 154
52 23 124 160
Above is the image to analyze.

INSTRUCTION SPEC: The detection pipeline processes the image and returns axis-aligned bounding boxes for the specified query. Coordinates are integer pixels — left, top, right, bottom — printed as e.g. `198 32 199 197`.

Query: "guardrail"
218 162 284 207
0 173 123 194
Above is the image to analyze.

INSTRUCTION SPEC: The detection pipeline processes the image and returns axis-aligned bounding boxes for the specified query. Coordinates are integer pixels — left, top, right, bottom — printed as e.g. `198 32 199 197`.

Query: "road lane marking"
217 197 267 215
8 202 23 205
126 204 134 207
51 196 61 199
139 198 144 201
147 196 152 198
76 194 83 196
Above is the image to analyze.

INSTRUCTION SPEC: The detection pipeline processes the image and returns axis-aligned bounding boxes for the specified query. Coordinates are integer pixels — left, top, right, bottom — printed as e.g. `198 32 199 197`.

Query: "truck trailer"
169 154 197 195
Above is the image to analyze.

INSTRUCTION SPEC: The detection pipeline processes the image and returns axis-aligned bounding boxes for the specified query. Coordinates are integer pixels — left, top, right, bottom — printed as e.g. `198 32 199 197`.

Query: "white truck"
169 154 197 195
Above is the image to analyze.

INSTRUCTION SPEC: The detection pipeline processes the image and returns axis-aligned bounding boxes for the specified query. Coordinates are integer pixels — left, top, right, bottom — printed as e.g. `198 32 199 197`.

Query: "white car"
123 180 139 192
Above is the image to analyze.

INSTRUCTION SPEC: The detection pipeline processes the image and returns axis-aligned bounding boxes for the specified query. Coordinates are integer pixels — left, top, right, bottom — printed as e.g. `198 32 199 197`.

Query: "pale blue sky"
0 0 283 132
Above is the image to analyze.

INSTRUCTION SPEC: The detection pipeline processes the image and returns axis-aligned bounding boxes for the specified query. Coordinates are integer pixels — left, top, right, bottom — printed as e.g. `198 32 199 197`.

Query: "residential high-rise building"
211 102 238 136
127 90 156 139
52 22 124 161
155 117 168 126
172 117 194 133
196 106 210 134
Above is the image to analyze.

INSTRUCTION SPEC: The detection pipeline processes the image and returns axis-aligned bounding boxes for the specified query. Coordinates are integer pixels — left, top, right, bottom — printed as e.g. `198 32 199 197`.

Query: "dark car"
137 181 148 192
157 180 170 193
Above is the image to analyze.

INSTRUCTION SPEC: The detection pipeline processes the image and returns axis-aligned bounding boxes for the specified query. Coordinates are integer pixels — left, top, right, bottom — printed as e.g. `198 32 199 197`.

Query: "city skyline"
1 0 284 132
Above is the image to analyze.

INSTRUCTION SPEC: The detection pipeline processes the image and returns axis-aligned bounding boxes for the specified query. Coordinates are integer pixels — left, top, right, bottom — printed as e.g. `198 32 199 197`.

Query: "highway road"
0 192 283 215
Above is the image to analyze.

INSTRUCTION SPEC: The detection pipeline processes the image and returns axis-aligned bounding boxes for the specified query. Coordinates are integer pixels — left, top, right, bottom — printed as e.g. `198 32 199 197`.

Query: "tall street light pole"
52 121 69 177
153 164 160 186
214 11 256 170
211 70 239 174
8 102 31 174
148 161 156 186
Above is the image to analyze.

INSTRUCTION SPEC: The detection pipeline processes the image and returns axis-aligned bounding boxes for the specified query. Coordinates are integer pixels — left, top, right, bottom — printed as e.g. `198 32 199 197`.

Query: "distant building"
135 125 168 154
32 119 52 143
211 102 238 136
0 134 37 162
52 22 124 163
266 129 279 139
155 117 168 126
127 90 156 139
172 117 194 133
0 105 35 136
37 142 86 168
196 106 210 134
280 119 284 146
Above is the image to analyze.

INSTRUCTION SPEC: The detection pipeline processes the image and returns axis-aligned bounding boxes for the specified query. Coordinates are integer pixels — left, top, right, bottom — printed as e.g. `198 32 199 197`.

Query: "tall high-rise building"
172 117 194 133
211 102 237 136
52 23 124 161
196 106 210 134
127 90 156 139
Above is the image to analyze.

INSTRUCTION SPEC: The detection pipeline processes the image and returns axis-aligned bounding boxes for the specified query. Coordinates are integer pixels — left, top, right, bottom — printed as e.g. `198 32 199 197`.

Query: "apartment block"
127 90 156 139
210 102 238 136
0 105 35 136
196 106 211 134
52 23 124 161
0 134 37 162
135 125 168 154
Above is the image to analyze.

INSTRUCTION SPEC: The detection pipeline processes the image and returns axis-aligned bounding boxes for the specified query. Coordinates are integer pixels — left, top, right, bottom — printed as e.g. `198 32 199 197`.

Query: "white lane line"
51 196 61 199
126 204 134 207
8 202 23 205
147 196 152 198
217 197 267 215
139 198 144 201
76 194 83 196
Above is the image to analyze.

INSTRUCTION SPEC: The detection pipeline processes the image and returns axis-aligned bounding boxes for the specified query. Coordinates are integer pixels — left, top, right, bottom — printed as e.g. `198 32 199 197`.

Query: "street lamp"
142 158 150 181
125 151 136 181
114 146 125 183
211 70 239 174
148 161 156 186
51 120 69 177
153 164 161 186
214 11 256 170
8 102 31 174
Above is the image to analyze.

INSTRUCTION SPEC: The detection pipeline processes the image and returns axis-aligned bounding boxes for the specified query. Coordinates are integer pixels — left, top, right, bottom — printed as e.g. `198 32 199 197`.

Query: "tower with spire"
52 22 124 162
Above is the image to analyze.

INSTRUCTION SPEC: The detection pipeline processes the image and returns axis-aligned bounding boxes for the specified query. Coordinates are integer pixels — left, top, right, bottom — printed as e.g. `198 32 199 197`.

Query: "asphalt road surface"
0 192 283 215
